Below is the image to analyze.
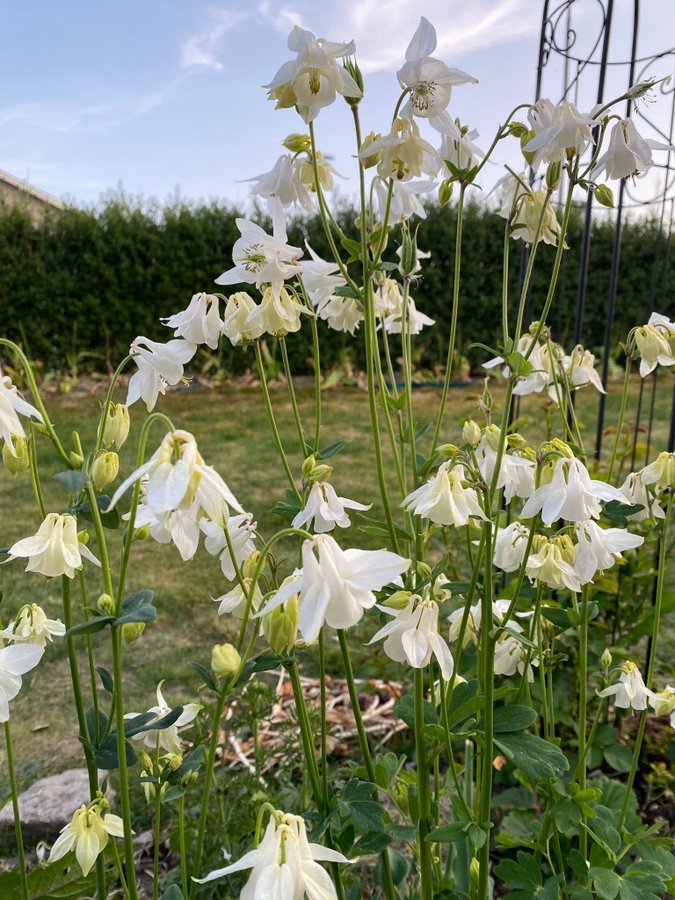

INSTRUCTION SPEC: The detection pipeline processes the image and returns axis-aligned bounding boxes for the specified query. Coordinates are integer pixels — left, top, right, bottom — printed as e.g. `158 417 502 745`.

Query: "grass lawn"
1 373 673 786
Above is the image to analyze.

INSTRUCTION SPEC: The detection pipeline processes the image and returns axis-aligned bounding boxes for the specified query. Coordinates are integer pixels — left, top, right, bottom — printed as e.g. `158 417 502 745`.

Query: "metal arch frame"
534 0 675 460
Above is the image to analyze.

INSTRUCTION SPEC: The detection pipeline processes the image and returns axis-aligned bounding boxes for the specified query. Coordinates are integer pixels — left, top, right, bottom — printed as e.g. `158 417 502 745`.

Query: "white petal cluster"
126 336 196 411
593 118 674 181
292 482 370 534
0 642 44 722
597 661 654 711
525 99 595 165
49 799 125 877
7 513 100 578
475 428 535 502
2 603 65 647
125 682 201 755
521 456 627 524
634 312 675 377
195 809 349 895
201 513 257 580
264 26 361 123
493 522 531 572
259 534 410 644
403 463 487 527
0 368 43 450
369 597 454 679
573 520 644 584
493 176 561 245
162 292 222 349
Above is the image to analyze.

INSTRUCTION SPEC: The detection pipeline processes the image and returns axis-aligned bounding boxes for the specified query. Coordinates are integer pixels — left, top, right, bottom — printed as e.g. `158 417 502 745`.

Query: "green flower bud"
342 58 363 106
382 590 412 610
462 420 481 447
301 455 317 479
359 132 382 169
3 437 29 476
398 227 418 278
133 524 151 541
546 160 562 190
211 643 241 676
69 451 84 469
438 178 454 207
97 593 115 615
483 424 501 452
92 451 119 491
282 133 311 153
263 594 299 655
242 551 261 579
102 403 130 449
601 648 612 669
122 622 145 645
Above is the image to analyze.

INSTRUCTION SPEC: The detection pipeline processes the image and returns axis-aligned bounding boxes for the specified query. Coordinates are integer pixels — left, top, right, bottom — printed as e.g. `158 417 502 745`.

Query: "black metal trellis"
534 0 675 464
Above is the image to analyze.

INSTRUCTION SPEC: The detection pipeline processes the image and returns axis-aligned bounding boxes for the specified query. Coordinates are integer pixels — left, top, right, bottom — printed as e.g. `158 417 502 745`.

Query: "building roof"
0 168 65 210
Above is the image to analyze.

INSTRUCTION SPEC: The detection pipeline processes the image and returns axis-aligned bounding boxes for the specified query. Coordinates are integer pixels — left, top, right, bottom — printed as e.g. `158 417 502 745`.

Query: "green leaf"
124 706 184 738
590 868 621 900
355 831 391 853
316 439 350 459
619 861 669 900
506 351 534 378
603 500 644 526
541 606 573 630
340 237 362 261
603 742 633 773
494 851 542 889
189 660 217 691
493 732 569 779
93 733 138 769
96 666 113 694
114 589 156 626
160 887 185 900
594 183 615 209
162 784 186 803
53 469 89 493
339 780 386 833
76 495 120 530
492 704 538 733
0 856 99 897
65 615 115 637
85 706 108 745
236 652 281 686
393 693 438 728
426 822 468 843
271 488 302 520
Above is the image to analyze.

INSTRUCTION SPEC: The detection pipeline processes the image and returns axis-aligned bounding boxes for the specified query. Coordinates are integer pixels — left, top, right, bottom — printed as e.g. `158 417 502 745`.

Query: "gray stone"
0 769 106 845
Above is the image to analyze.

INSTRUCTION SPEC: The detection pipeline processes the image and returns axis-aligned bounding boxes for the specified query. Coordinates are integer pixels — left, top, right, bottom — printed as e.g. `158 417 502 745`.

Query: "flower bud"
438 178 454 207
520 129 537 167
69 451 84 469
92 451 119 491
282 133 311 153
3 437 29 476
594 184 614 209
211 642 241 676
437 443 459 458
122 622 145 645
342 58 363 106
139 750 154 772
479 378 493 417
416 561 433 581
133 524 151 541
242 551 261 579
381 590 412 610
601 648 612 669
483 424 501 452
462 420 481 447
97 593 115 615
78 530 90 545
102 403 130 449
546 160 562 190
301 455 316 479
470 858 481 885
398 227 418 278
263 595 299 655
359 132 382 169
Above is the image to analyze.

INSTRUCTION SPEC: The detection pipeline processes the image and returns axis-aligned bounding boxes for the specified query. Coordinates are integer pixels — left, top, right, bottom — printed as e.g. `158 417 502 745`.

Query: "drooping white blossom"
619 471 665 522
49 800 125 877
493 522 531 572
369 597 455 679
201 513 257 580
214 578 264 619
126 337 197 411
195 809 350 893
593 118 674 181
521 456 627 524
245 286 308 337
7 513 100 579
0 642 44 722
403 463 487 527
639 451 675 491
634 312 675 377
573 520 644 585
363 118 438 182
0 368 43 450
162 293 223 349
221 292 259 345
292 482 370 534
525 536 583 592
524 100 595 164
597 661 654 711
649 685 675 726
125 682 201 755
2 603 65 647
475 428 535 502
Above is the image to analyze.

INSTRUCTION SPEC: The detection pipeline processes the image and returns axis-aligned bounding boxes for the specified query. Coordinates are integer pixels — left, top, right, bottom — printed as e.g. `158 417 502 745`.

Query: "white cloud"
181 7 247 70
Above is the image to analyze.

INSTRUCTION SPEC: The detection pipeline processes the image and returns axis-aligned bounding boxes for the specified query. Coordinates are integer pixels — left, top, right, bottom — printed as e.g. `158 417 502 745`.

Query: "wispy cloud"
180 7 248 70
0 81 183 134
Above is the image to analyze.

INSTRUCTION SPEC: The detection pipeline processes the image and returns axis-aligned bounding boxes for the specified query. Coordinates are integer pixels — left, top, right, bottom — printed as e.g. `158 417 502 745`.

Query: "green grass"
0 374 673 784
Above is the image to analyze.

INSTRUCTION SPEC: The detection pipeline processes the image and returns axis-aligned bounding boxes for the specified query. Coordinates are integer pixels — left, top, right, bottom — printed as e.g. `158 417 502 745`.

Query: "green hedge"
0 195 672 375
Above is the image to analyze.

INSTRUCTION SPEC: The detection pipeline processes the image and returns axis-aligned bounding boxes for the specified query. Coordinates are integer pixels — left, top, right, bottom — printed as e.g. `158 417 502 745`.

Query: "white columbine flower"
301 244 346 306
649 685 675 726
161 293 223 349
593 118 673 180
369 597 455 679
201 514 257 580
493 522 531 572
525 536 583 592
397 17 477 128
438 120 484 173
403 462 487 528
315 294 364 334
125 682 201 755
374 178 436 224
195 809 349 893
494 631 539 682
0 642 44 721
245 286 308 338
525 100 595 164
475 429 535 502
521 456 627 524
221 292 259 345
215 200 302 300
0 369 43 450
7 513 100 578
292 482 370 534
556 346 605 398
49 800 125 877
619 472 665 521
382 295 435 335
597 661 654 711
364 118 438 182
639 451 675 491
126 336 197 411
260 535 410 644
214 578 264 619
573 520 644 585
2 603 65 647
634 312 675 376
264 25 362 123
493 175 560 245
484 333 553 395
246 154 314 213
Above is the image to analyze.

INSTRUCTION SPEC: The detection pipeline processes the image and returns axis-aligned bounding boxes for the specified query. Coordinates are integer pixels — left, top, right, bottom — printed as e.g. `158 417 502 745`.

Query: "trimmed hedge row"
0 195 672 375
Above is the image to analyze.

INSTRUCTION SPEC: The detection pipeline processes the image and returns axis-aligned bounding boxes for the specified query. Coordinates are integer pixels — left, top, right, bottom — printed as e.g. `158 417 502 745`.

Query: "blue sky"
1 0 673 210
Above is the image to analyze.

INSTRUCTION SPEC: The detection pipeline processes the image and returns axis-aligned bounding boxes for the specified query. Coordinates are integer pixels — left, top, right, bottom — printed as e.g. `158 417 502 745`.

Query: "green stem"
578 588 589 862
287 661 322 804
254 341 302 504
178 794 189 900
152 756 161 900
111 628 138 899
27 424 47 519
431 183 466 453
414 668 433 899
279 337 307 455
95 353 134 453
607 355 633 481
318 630 329 804
4 721 28 900
618 492 673 828
477 522 495 899
337 630 397 900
